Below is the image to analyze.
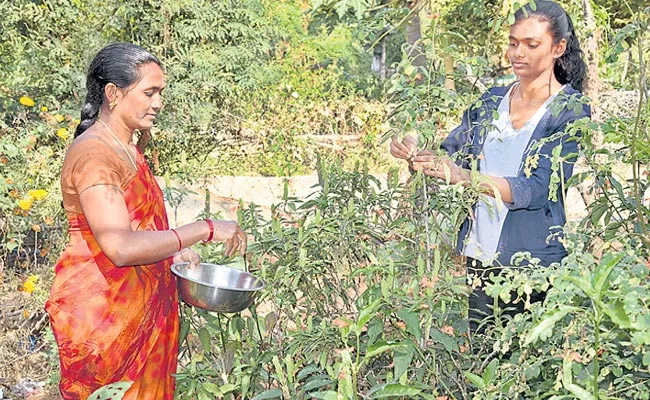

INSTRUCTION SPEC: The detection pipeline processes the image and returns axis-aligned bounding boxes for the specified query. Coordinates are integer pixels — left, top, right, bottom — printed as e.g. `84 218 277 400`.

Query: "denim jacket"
440 84 591 266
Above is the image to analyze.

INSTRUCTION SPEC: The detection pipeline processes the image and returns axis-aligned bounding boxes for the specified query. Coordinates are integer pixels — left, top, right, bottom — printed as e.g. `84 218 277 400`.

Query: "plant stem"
353 333 361 399
630 18 648 240
423 183 432 273
593 307 601 399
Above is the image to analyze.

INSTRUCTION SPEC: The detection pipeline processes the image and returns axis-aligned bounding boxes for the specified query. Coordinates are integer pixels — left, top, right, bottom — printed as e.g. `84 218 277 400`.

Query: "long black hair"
75 43 162 137
514 1 587 93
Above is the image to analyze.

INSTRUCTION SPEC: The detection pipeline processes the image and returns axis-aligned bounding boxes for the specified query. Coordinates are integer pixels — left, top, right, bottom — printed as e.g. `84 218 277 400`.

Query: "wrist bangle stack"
171 229 182 252
203 219 214 243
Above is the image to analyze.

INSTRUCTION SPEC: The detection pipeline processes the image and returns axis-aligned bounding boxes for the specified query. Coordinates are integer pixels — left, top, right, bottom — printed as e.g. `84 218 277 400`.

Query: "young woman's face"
115 62 165 131
508 17 566 81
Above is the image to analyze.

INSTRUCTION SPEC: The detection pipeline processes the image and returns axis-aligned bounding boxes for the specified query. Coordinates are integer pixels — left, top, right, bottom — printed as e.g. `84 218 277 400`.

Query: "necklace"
97 119 138 170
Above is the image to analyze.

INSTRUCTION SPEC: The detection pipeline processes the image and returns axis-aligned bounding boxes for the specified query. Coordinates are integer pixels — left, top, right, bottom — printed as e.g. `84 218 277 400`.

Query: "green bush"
0 0 386 267
176 157 650 399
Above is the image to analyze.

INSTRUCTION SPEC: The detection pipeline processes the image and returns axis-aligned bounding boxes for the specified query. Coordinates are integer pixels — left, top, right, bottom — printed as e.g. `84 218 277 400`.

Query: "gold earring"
109 100 117 110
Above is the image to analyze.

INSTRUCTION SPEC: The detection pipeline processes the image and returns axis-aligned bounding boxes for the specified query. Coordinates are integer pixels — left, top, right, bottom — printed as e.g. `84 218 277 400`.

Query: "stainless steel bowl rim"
170 262 266 292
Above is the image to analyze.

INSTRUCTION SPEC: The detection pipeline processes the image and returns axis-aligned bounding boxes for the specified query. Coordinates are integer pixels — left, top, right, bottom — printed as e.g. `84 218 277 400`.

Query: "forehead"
133 62 165 87
509 17 553 40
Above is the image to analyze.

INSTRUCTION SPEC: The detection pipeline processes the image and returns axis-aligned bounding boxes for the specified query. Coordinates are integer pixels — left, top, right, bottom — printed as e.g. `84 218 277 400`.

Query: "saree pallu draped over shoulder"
46 151 179 400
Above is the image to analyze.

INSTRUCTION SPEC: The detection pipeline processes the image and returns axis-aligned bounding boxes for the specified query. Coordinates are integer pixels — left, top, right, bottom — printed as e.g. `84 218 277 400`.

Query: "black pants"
467 258 546 334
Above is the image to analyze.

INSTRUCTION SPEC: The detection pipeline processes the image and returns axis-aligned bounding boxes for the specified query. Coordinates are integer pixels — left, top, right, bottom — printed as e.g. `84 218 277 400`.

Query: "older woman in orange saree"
45 43 247 400
46 146 180 399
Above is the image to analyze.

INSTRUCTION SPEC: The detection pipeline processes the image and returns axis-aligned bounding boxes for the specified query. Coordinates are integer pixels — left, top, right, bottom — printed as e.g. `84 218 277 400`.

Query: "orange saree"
45 143 178 400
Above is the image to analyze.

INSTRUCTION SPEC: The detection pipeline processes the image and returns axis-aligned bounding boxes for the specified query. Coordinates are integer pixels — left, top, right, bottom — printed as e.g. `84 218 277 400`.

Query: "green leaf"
310 391 338 400
272 356 285 383
251 388 283 400
609 176 625 199
396 309 422 342
482 358 498 384
357 298 382 331
297 365 321 380
88 381 133 399
2 143 18 157
219 383 236 393
179 318 190 345
394 343 415 381
563 358 596 400
197 388 211 400
601 300 632 329
198 327 211 352
563 355 574 385
365 340 406 360
371 384 422 398
593 252 624 294
429 327 458 353
642 352 650 367
589 202 608 225
564 276 595 299
464 371 486 389
500 378 516 394
565 384 596 400
367 317 384 345
203 382 222 395
524 306 578 346
303 378 333 392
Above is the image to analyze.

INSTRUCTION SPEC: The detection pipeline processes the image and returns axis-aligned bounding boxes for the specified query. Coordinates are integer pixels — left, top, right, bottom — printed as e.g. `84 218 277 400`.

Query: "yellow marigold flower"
18 197 33 210
23 310 30 318
57 127 69 140
5 178 13 185
22 275 38 294
32 224 41 232
19 96 35 107
28 189 48 200
53 114 65 122
44 216 54 226
41 106 48 112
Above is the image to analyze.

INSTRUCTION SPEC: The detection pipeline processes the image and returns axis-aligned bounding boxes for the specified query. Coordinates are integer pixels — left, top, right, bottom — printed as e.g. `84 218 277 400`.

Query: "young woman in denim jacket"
390 1 591 331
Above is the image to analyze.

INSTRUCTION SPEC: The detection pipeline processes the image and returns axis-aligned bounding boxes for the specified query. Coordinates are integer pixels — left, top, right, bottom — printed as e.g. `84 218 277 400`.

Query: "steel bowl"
171 262 265 313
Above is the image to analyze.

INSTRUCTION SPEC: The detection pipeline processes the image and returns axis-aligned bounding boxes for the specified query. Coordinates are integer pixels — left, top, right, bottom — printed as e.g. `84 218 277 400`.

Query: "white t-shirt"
463 84 564 264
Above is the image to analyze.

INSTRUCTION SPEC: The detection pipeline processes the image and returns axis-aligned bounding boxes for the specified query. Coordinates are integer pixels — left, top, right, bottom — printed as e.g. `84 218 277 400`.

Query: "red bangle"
203 219 214 243
171 229 182 252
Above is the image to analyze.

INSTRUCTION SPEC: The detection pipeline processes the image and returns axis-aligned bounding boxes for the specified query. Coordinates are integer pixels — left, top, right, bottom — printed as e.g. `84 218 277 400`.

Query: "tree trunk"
380 37 387 81
578 0 602 208
405 1 425 68
582 0 601 118
444 55 455 90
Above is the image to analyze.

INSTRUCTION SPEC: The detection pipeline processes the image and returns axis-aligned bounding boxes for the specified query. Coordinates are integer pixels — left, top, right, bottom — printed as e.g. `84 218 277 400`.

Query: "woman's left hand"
412 152 469 184
173 248 201 269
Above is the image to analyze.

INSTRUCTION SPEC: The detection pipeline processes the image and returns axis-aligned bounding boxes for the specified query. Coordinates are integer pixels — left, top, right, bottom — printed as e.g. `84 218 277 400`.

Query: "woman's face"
114 62 165 131
507 17 566 81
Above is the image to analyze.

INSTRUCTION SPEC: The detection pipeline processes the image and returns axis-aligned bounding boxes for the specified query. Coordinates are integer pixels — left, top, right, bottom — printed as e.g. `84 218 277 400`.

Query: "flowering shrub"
0 94 72 271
